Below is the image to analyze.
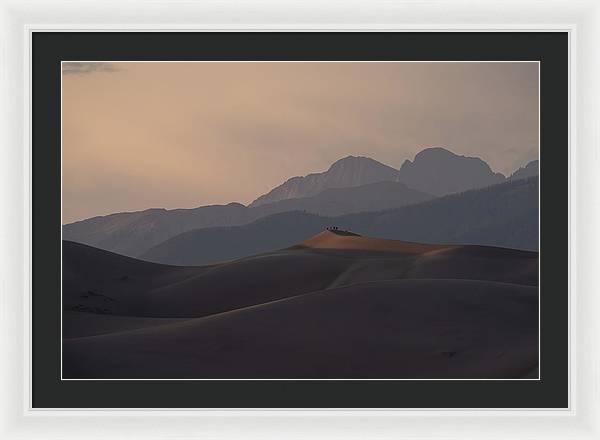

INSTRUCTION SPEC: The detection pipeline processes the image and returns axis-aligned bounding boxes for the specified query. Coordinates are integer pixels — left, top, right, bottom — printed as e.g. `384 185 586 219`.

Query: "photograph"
61 60 540 380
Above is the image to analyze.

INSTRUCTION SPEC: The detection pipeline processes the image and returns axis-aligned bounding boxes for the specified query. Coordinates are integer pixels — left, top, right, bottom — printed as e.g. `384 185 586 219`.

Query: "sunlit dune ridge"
296 230 453 254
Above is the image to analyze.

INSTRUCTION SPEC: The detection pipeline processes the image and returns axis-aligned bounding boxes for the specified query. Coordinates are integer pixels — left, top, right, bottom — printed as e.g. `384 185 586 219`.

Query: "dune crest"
297 230 452 254
62 231 538 378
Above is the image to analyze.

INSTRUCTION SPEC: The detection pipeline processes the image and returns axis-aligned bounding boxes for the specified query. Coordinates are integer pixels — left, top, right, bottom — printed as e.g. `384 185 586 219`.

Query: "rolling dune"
64 279 538 379
296 230 453 253
62 230 539 379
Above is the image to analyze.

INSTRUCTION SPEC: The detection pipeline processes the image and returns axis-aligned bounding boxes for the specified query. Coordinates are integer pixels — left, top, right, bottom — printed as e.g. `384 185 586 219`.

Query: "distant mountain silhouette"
509 160 539 181
64 148 536 258
141 211 331 266
256 181 432 217
62 203 251 257
397 147 506 196
63 180 432 257
249 156 398 207
141 177 538 266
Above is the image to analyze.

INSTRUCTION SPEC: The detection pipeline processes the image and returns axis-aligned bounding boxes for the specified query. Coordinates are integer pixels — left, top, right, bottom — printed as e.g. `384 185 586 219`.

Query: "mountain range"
62 179 433 257
63 147 539 259
141 177 538 266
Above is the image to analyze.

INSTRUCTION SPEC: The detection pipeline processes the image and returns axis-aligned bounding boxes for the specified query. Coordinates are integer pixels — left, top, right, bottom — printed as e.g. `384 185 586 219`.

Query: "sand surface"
62 231 538 379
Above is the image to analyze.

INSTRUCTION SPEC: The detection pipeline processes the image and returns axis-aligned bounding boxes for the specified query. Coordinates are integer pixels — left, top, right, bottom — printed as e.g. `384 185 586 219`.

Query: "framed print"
33 31 565 408
1 0 599 439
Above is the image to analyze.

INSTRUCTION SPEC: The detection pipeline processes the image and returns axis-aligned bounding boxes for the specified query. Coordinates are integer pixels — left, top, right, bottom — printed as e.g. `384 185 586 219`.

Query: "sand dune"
63 311 191 339
407 246 538 286
62 230 539 379
64 233 537 318
297 230 453 253
63 279 538 379
63 241 205 316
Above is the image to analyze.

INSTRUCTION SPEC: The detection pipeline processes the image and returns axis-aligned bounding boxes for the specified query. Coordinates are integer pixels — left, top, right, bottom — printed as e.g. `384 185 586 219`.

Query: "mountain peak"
333 154 364 161
327 155 387 171
398 147 505 196
509 160 539 181
250 156 398 207
400 147 460 169
330 154 369 164
414 146 458 159
412 147 489 167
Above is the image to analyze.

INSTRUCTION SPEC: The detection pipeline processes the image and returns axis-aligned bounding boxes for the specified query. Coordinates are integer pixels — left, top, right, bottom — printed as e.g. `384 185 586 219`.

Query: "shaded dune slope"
64 233 537 319
62 311 192 339
64 279 538 379
63 231 538 379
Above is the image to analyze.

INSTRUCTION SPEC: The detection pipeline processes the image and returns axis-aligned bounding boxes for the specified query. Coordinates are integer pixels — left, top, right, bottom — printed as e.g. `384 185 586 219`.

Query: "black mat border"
32 32 568 408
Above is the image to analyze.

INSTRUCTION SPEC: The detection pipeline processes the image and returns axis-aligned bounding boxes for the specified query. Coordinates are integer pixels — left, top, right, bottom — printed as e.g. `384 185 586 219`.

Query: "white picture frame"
1 0 597 438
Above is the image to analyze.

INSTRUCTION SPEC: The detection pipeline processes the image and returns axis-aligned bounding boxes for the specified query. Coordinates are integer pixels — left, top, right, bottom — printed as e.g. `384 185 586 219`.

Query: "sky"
62 61 539 223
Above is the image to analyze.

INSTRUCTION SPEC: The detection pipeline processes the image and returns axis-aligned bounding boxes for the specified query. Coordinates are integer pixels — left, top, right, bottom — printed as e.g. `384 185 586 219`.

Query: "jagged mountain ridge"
141 177 539 266
249 156 399 207
509 160 539 181
63 181 433 257
397 147 506 196
63 147 537 258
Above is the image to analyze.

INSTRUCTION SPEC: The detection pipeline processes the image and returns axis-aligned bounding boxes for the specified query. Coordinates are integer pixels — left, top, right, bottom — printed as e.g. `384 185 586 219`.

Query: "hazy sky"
62 61 539 223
